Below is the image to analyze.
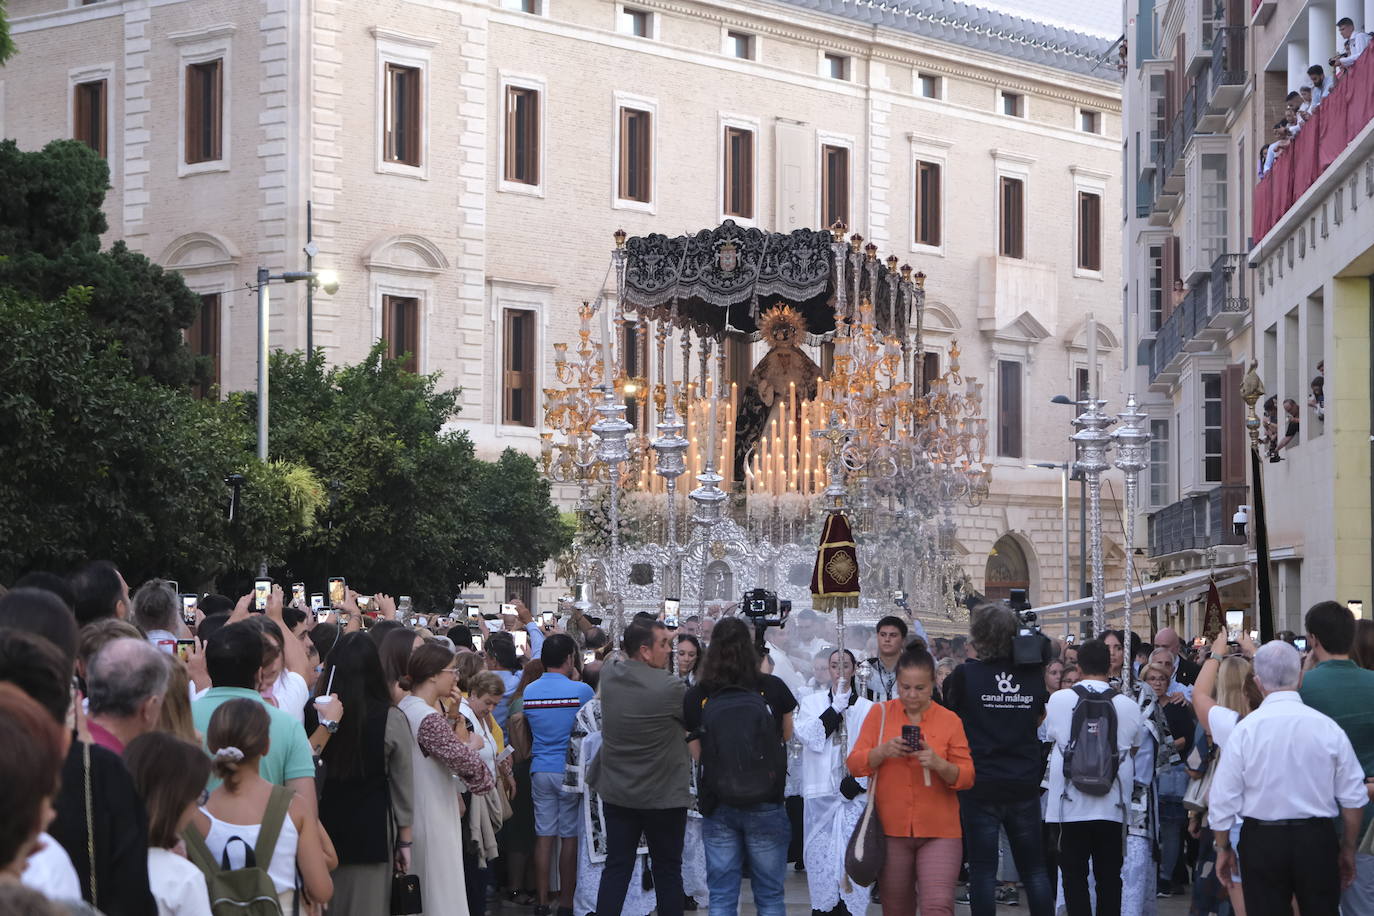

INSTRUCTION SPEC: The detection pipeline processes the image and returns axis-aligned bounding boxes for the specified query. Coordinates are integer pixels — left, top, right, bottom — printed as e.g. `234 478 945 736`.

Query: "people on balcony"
1276 398 1301 453
1259 123 1291 178
1307 65 1329 108
1331 18 1370 78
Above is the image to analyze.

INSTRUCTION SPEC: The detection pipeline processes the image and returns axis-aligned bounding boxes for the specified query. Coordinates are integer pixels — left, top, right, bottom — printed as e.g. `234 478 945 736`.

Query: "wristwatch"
317 717 340 734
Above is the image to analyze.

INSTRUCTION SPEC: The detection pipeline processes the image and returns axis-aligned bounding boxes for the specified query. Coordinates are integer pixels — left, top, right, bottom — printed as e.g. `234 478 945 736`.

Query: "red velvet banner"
1253 54 1374 241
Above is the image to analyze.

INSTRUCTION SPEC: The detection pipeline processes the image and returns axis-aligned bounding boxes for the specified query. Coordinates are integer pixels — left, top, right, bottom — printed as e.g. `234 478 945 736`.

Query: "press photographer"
941 601 1054 916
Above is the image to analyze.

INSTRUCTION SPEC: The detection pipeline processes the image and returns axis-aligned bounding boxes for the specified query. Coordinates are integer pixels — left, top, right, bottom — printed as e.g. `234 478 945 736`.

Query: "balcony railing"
1207 253 1249 319
1210 26 1246 99
1148 483 1248 556
1255 53 1374 240
1150 282 1206 383
1150 254 1249 384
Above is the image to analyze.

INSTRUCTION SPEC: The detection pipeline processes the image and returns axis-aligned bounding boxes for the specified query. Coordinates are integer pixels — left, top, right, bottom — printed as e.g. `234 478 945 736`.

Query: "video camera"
741 588 791 655
1009 589 1051 666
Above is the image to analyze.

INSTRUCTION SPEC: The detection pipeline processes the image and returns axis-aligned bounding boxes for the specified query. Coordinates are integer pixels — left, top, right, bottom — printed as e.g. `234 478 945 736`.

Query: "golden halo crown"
758 304 808 342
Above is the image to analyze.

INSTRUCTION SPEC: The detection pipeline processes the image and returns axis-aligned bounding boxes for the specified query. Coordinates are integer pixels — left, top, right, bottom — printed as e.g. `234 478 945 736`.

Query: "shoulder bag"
844 701 886 889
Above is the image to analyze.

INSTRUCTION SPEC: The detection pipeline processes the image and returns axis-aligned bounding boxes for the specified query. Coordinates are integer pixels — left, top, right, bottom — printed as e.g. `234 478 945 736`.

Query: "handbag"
844 702 886 888
1182 747 1217 814
506 709 533 763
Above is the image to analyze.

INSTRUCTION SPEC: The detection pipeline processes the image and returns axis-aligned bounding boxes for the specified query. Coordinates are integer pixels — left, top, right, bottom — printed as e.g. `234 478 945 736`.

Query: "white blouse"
148 847 212 916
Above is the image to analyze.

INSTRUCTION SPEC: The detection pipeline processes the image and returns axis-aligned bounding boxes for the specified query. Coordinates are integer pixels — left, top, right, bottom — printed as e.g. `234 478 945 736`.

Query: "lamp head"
1051 394 1075 405
315 269 340 296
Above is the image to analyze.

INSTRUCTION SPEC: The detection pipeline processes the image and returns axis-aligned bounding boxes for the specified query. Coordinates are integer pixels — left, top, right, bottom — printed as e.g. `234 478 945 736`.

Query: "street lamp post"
1052 395 1089 602
1031 461 1072 632
1071 399 1114 638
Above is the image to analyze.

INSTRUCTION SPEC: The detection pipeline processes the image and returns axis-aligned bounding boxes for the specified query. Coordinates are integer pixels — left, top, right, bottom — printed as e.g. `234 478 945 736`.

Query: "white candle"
601 301 613 386
708 358 719 470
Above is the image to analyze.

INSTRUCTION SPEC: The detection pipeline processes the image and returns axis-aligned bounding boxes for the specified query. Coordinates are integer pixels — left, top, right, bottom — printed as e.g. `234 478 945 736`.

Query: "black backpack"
1062 685 1121 797
699 686 786 809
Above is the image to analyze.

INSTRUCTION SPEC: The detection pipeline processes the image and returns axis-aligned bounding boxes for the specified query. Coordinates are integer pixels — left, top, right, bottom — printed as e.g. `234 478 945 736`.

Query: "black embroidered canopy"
620 220 909 341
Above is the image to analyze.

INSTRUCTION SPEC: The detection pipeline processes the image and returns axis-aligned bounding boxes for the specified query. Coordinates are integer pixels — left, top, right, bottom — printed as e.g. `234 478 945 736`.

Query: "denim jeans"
960 794 1054 916
702 801 791 916
1157 795 1187 885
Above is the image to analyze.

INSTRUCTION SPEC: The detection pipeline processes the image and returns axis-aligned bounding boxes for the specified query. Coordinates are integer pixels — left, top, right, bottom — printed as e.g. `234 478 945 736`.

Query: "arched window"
984 535 1029 603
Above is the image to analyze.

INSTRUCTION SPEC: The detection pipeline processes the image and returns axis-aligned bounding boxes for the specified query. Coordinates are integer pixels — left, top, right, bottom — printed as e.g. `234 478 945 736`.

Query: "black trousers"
1238 818 1342 916
1054 820 1124 916
595 802 687 916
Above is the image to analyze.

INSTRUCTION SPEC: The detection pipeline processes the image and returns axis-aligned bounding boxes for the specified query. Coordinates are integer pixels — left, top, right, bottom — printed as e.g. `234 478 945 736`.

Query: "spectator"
123 732 212 916
131 580 183 650
0 588 79 673
377 626 420 705
190 621 317 812
496 659 546 908
1309 374 1325 421
1153 626 1202 687
684 616 797 916
1043 638 1140 916
1192 637 1259 916
863 615 908 702
313 631 412 916
848 647 974 915
459 669 511 916
796 648 875 915
1172 278 1186 310
77 617 144 686
675 633 703 684
1277 397 1301 451
522 633 593 916
1210 641 1366 914
1352 617 1374 670
86 638 170 754
1334 18 1370 72
1308 64 1329 107
1261 124 1290 178
591 620 691 916
942 604 1052 916
1060 665 1082 687
1141 661 1194 898
159 657 199 744
69 561 131 626
188 699 333 910
1044 658 1064 693
1102 629 1126 683
0 686 69 906
397 643 494 916
1298 600 1374 911
484 630 523 727
12 571 77 614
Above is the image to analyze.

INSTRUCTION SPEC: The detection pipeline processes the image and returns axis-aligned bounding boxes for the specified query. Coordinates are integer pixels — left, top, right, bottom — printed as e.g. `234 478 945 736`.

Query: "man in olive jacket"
589 619 692 916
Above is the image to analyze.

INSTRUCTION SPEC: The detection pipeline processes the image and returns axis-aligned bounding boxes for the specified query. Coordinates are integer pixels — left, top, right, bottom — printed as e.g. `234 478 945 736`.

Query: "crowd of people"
1 561 1373 916
1259 18 1370 179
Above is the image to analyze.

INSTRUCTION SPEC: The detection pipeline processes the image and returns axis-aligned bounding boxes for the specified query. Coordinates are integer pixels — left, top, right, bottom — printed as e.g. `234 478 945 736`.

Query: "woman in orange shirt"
848 647 974 916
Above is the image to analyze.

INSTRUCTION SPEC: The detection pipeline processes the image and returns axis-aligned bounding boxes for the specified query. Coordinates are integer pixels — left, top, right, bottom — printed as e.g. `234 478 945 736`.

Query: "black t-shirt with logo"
942 658 1049 801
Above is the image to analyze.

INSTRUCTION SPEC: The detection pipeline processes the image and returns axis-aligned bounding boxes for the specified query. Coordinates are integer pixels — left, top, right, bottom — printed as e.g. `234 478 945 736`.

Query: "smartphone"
582 650 597 666
174 639 196 662
328 577 346 607
664 598 680 619
180 594 198 626
1295 636 1309 651
539 611 555 628
399 596 413 614
1225 609 1244 643
664 614 679 629
310 593 324 612
357 595 374 612
472 633 485 653
292 583 306 605
1066 634 1077 644
315 609 331 624
167 580 179 596
415 615 429 628
501 603 517 615
254 578 272 612
485 619 503 633
901 724 922 752
512 630 529 652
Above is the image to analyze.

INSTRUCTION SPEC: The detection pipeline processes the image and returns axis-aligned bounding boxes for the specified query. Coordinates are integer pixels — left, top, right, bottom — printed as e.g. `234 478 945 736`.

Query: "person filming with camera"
942 602 1053 915
684 612 797 916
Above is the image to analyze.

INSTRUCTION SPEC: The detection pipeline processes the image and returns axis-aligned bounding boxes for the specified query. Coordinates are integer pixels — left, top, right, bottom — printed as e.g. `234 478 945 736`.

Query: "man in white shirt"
1043 638 1141 916
1334 18 1371 71
1209 640 1367 916
1308 65 1329 107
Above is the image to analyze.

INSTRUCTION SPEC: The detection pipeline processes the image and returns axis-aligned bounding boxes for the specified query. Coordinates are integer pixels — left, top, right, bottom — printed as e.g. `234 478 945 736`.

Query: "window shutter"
1220 363 1245 484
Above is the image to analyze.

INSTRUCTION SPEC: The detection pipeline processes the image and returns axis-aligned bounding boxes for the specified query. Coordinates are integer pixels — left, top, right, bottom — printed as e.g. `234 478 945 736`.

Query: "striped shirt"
522 671 594 773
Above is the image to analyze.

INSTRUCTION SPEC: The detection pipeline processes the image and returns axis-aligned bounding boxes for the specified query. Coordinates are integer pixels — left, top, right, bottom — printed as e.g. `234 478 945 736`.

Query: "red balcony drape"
1253 53 1374 241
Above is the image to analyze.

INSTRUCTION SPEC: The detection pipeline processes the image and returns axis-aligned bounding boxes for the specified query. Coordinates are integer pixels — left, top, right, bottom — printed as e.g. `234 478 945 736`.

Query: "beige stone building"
2 0 1125 617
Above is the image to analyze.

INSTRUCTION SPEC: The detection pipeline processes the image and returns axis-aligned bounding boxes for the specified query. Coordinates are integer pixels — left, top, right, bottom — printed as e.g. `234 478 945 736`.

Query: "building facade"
2 0 1125 615
1122 0 1374 636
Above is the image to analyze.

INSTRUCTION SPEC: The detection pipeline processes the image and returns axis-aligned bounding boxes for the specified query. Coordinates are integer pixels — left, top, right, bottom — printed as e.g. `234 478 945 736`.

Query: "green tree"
0 290 316 585
0 139 204 388
251 347 568 606
0 1 15 72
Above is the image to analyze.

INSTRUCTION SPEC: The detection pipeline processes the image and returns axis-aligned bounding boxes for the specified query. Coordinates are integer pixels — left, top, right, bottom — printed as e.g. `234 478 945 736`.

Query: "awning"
1031 564 1253 627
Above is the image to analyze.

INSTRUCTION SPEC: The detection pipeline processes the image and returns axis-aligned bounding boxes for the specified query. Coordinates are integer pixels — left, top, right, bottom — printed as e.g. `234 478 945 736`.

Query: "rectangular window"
820 144 849 228
1149 419 1170 506
503 308 537 426
618 108 652 203
73 80 107 158
1147 243 1164 332
185 59 223 164
186 293 220 399
1079 109 1101 133
619 7 650 37
723 126 754 218
382 295 419 373
1202 372 1222 482
921 351 940 395
1149 73 1167 163
727 31 754 59
915 160 942 247
1077 191 1102 271
997 360 1023 458
504 575 536 610
1199 153 1228 267
383 63 422 167
504 87 540 185
825 53 849 80
622 320 649 428
918 74 940 98
1001 91 1024 117
1075 367 1091 403
999 176 1024 259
